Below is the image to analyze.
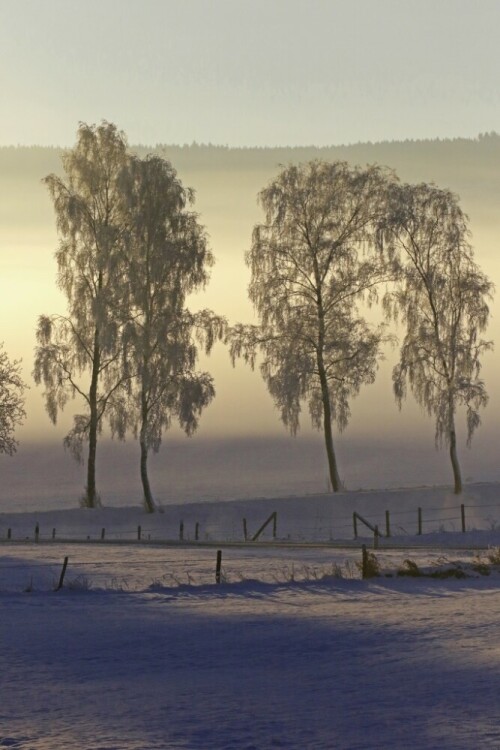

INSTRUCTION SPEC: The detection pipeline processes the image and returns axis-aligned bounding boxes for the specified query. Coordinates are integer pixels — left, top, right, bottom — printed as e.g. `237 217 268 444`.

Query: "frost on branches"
109 154 225 513
0 344 26 455
34 124 225 511
379 182 494 494
33 122 132 508
227 161 395 492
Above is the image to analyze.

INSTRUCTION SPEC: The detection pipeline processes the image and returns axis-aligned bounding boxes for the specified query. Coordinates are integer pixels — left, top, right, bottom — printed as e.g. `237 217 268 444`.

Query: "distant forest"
1 133 500 227
0 132 500 197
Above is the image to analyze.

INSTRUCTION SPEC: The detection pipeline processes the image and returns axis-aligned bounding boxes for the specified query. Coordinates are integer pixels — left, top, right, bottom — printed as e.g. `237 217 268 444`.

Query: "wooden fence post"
353 512 358 539
418 507 422 536
385 510 391 538
461 504 466 533
35 523 39 543
251 512 278 541
374 525 379 550
7 528 11 540
361 544 368 580
52 528 56 540
137 525 142 541
101 527 106 541
272 512 277 539
215 550 222 584
243 518 248 541
195 522 199 541
179 521 184 541
56 556 69 590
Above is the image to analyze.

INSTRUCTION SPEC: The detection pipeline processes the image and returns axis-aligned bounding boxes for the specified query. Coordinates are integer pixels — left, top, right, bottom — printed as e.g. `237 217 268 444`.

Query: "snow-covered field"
2 484 500 749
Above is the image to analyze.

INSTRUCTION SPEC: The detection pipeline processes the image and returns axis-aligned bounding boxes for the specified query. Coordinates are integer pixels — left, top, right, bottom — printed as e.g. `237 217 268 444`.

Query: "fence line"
2 543 497 594
2 499 500 546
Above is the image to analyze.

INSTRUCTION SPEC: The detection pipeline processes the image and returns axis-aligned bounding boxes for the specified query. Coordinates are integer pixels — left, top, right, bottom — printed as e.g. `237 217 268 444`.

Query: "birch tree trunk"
449 405 462 494
85 328 101 508
317 353 342 492
140 437 154 513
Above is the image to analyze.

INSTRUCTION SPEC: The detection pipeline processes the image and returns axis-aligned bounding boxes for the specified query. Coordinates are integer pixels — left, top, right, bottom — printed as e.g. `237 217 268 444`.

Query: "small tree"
33 122 130 507
0 344 26 455
228 161 393 491
380 183 494 493
113 154 225 512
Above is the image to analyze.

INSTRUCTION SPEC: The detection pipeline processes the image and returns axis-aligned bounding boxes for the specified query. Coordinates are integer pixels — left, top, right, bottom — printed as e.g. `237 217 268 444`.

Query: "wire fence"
0 543 372 592
0 540 496 594
2 499 500 547
3 493 500 593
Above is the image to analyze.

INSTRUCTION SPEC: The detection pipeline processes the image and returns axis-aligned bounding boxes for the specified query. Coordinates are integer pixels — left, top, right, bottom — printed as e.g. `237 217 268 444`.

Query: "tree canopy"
34 123 224 510
228 161 394 491
111 154 225 511
379 182 494 493
34 121 133 507
0 345 26 456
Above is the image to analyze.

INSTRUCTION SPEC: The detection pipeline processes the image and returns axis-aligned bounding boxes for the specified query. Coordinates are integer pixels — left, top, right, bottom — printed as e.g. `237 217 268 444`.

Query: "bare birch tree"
112 154 225 512
0 345 26 455
379 183 493 493
228 161 393 492
33 122 130 507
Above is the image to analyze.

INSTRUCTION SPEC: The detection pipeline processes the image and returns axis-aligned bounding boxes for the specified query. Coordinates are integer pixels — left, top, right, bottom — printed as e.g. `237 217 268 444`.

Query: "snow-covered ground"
2 484 500 749
2 481 500 544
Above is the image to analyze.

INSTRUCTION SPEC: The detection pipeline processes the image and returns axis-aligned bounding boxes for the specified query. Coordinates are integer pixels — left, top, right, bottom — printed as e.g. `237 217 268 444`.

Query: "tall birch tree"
112 154 225 512
379 183 493 493
228 161 392 492
33 122 130 507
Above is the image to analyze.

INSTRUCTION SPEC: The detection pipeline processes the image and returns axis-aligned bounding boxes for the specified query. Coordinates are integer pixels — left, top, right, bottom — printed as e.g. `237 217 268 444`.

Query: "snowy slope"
2 487 500 750
1 482 500 544
2 575 500 749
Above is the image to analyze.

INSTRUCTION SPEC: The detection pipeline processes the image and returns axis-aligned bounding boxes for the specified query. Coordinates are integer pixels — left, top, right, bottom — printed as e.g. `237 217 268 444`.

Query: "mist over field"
1 135 499 507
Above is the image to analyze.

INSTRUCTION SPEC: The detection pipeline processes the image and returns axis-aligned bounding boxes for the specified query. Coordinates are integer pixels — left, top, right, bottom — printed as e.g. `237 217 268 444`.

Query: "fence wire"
2 498 500 545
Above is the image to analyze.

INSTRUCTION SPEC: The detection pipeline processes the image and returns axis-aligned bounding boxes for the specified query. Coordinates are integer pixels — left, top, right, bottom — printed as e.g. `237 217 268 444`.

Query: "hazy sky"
1 0 499 147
